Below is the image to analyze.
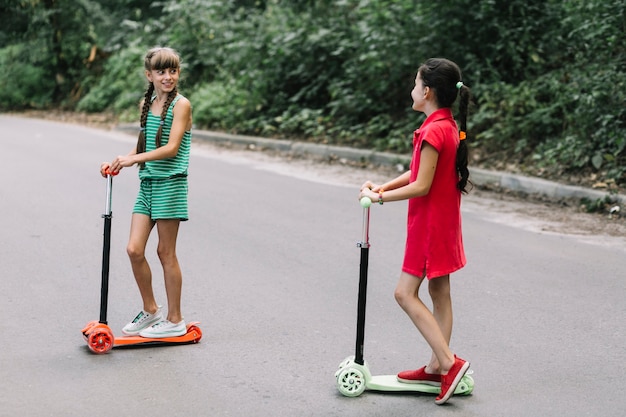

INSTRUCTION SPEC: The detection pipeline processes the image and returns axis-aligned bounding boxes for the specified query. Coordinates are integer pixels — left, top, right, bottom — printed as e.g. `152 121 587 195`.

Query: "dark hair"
136 47 181 158
418 58 471 193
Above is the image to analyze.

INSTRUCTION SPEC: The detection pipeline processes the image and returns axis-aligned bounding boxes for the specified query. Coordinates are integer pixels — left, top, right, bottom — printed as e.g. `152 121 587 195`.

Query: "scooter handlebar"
359 196 372 208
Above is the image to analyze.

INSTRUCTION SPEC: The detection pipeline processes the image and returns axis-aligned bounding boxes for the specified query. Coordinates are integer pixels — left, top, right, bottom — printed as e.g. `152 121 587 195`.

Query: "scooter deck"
113 322 202 348
367 374 474 395
82 321 202 353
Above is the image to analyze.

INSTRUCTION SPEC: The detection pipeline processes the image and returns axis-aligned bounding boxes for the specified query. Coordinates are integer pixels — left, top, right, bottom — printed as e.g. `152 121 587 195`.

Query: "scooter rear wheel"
456 374 475 395
187 324 203 342
87 325 114 354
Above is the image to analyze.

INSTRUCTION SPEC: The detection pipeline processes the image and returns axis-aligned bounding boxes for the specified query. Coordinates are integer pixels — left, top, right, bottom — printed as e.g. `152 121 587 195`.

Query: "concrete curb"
117 124 625 205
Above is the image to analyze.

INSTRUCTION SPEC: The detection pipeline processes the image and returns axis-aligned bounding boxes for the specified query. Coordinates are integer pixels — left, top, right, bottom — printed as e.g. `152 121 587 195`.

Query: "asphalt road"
1 115 625 417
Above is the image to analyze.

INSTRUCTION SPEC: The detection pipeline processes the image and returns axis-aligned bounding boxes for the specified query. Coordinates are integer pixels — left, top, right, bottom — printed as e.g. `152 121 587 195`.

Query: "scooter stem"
355 204 371 365
104 174 113 216
359 205 370 249
99 174 114 324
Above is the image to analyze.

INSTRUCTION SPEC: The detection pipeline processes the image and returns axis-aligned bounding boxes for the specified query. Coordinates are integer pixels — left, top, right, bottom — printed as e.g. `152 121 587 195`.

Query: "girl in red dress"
359 58 471 405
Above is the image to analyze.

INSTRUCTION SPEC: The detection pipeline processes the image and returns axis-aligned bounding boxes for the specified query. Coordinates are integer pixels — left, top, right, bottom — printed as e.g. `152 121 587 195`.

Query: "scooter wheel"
336 367 366 397
187 324 203 343
87 326 114 354
456 374 475 395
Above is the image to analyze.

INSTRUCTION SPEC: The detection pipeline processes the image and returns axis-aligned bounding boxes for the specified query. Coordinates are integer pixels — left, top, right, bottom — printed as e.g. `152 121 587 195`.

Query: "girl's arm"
379 171 411 192
361 170 410 193
360 142 438 203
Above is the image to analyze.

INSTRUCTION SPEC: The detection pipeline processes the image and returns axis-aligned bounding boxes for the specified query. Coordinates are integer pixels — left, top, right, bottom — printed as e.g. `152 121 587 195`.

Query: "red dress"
402 108 466 279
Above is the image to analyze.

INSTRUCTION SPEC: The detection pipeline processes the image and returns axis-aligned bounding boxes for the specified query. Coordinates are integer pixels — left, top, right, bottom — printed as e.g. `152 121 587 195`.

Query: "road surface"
1 115 625 416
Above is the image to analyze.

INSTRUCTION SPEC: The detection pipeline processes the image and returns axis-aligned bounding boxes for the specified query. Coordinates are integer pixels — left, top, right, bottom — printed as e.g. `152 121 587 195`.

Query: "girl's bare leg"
127 213 158 314
426 275 452 373
394 272 455 373
155 219 183 323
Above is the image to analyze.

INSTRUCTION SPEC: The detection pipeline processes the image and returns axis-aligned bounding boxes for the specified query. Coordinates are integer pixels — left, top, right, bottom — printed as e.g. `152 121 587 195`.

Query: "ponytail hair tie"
459 131 467 140
159 120 164 126
456 81 464 90
139 127 146 132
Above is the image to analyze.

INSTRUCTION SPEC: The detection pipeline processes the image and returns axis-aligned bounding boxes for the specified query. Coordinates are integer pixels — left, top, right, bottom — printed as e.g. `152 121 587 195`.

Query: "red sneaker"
397 366 441 386
435 356 470 405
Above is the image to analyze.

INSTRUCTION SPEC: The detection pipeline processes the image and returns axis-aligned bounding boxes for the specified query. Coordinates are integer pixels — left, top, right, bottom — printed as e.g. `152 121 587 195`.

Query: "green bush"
0 45 55 110
77 47 146 113
190 80 264 130
2 0 625 186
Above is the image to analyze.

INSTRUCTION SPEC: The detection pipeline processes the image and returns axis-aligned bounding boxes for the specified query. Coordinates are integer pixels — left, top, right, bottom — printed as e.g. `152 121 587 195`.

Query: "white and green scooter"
335 197 474 397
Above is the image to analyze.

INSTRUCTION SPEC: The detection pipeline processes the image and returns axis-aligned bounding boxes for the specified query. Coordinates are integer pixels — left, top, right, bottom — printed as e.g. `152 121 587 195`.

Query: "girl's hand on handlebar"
100 162 111 178
359 187 378 202
360 181 382 193
100 162 119 177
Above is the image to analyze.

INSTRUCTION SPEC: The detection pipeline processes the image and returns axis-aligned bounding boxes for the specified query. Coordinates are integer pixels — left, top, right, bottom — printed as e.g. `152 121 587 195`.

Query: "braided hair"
418 58 472 194
136 47 181 159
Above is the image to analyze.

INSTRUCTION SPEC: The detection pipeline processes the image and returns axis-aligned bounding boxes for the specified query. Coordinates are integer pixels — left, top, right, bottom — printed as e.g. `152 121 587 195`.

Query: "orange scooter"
82 171 201 354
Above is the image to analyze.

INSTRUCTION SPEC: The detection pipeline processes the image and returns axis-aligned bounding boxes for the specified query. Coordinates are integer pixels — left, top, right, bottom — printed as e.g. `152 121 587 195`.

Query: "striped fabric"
139 95 191 180
133 94 191 220
133 176 188 220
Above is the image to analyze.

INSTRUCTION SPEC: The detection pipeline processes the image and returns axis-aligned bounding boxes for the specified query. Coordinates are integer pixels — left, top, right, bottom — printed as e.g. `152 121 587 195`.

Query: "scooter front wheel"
87 325 114 354
336 367 366 397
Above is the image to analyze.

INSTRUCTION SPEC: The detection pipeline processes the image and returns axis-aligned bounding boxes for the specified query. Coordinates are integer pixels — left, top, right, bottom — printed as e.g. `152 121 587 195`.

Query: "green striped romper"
133 95 191 221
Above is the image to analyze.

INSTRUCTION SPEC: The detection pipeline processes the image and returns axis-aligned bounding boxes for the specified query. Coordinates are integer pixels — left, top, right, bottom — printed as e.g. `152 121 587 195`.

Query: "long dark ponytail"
456 82 470 193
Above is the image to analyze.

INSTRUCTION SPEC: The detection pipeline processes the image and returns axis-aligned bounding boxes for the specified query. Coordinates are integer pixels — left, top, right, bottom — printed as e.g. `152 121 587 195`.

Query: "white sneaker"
139 319 186 338
121 307 163 336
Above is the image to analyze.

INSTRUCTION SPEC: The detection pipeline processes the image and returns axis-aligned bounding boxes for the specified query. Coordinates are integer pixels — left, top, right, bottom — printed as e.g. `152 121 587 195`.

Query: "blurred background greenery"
1 0 624 186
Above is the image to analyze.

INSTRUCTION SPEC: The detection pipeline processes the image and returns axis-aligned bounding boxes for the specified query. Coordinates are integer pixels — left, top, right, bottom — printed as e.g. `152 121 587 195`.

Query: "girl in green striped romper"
100 47 192 338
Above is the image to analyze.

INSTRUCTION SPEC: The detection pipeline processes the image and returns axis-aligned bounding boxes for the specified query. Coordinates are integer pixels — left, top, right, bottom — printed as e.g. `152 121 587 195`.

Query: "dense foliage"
1 0 624 187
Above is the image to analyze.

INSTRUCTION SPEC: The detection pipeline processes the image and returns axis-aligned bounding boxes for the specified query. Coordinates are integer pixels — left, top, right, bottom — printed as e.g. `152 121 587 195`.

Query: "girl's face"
146 67 179 94
410 72 427 112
